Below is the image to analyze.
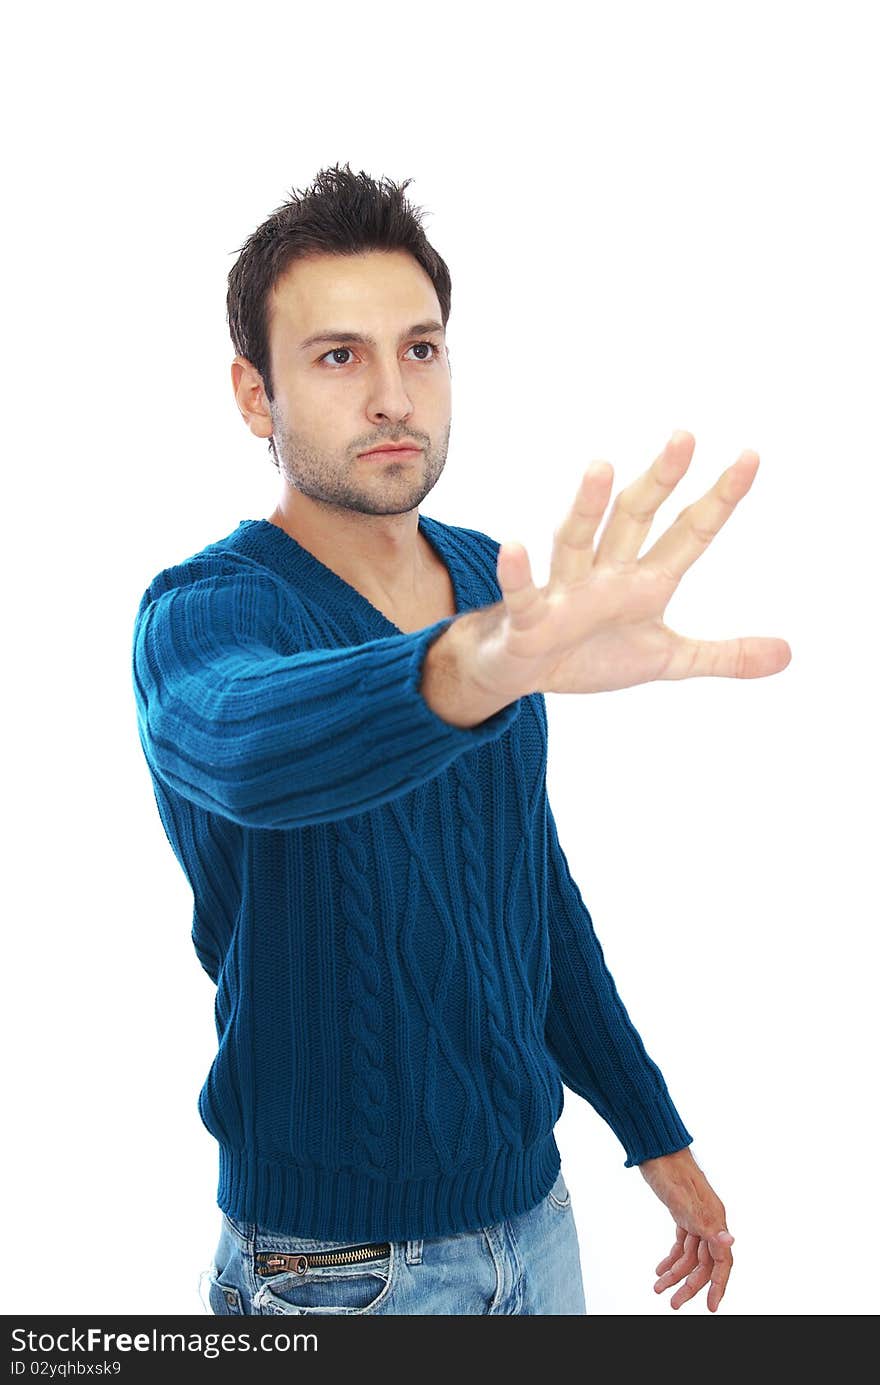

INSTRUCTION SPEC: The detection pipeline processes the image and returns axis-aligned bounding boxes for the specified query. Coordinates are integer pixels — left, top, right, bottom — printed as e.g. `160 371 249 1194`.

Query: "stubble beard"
272 420 452 517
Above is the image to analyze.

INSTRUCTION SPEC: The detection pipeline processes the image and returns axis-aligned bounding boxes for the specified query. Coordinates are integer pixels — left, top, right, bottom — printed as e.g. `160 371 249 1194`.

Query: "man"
132 163 790 1316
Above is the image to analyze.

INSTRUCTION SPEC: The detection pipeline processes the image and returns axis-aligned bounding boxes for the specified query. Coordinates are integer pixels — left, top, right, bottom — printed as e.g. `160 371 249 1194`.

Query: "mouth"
358 446 422 460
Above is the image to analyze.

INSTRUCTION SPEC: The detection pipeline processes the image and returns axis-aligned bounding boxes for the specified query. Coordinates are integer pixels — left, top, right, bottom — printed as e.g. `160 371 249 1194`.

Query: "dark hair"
226 161 452 467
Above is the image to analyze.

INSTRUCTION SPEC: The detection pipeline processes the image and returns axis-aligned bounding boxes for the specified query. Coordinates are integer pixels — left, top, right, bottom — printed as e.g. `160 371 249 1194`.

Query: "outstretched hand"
638 1146 735 1312
483 430 792 700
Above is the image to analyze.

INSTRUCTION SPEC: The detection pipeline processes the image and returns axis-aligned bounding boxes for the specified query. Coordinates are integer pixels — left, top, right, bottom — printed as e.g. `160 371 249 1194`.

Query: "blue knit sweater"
131 511 692 1242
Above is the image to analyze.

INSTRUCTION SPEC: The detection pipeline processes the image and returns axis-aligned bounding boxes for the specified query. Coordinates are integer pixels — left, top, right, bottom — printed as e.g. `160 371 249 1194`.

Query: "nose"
366 356 414 424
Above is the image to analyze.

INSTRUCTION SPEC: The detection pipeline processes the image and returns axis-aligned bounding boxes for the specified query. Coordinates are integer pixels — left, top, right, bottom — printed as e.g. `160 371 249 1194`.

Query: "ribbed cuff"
366 613 523 747
616 1088 694 1167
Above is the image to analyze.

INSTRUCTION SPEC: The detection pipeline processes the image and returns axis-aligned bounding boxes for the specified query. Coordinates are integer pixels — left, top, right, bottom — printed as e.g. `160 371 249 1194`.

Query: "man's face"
265 249 452 516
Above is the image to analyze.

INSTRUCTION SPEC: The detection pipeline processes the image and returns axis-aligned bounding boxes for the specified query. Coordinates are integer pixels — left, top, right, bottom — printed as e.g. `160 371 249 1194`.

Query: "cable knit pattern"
336 815 388 1171
452 754 522 1142
131 510 693 1243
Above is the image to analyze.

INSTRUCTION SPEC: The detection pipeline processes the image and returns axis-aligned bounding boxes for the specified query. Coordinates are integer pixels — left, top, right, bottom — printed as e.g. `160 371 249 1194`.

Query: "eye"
405 341 440 362
318 341 441 368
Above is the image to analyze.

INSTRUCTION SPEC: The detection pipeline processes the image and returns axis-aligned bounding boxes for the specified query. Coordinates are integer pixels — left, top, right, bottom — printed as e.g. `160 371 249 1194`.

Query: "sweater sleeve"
542 792 693 1166
132 560 522 830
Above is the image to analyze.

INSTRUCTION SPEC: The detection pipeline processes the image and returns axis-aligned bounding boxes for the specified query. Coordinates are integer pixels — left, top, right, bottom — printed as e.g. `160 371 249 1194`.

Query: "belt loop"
405 1238 423 1265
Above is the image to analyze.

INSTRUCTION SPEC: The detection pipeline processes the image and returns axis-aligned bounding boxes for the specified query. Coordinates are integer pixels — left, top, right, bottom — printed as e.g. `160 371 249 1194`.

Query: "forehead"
269 250 440 349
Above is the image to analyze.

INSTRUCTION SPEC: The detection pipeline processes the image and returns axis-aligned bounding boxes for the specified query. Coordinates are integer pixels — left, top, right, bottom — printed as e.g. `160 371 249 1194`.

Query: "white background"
4 0 877 1317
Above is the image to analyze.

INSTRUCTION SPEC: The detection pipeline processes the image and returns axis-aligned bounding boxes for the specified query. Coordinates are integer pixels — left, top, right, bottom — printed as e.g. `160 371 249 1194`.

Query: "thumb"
496 540 538 622
709 1229 735 1252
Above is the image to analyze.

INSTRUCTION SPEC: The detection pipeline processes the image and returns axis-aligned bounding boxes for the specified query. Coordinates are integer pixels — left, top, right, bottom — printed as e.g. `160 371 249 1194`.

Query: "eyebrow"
298 320 445 352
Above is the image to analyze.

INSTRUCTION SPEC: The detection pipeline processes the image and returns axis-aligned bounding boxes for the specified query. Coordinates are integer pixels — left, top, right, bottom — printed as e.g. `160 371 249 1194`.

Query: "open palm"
494 430 792 697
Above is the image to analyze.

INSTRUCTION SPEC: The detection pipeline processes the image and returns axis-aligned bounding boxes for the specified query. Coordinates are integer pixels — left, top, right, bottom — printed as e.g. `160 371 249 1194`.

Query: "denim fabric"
199 1166 587 1315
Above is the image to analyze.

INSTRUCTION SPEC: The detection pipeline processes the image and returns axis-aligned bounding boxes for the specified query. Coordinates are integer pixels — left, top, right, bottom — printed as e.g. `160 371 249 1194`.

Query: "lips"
358 445 421 458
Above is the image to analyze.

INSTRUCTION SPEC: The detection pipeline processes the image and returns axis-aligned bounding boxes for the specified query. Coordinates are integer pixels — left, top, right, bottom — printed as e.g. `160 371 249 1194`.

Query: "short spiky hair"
226 162 452 466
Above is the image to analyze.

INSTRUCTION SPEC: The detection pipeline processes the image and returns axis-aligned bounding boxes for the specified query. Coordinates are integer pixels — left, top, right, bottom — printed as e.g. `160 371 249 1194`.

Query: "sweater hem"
216 1131 562 1242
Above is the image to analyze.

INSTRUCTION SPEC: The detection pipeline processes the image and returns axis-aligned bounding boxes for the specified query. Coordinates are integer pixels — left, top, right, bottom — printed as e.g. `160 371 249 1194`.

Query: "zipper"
255 1242 391 1276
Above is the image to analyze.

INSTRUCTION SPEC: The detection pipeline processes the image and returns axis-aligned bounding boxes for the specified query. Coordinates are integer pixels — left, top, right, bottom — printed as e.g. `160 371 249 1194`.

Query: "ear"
232 355 274 442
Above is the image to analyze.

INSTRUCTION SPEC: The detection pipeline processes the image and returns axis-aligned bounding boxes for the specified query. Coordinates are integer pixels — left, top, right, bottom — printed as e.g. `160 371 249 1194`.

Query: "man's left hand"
638 1146 735 1312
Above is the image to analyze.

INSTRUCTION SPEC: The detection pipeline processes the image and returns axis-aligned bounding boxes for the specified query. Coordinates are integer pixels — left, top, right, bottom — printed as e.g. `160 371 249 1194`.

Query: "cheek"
285 383 349 436
418 372 451 412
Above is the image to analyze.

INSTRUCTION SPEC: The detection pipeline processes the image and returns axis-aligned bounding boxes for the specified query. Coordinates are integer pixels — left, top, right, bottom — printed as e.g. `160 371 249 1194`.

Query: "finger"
710 1229 736 1254
495 540 546 632
655 1226 687 1276
654 1232 699 1292
656 629 793 681
670 1239 713 1310
547 461 615 588
593 430 696 570
707 1231 735 1313
640 448 760 585
654 1252 698 1292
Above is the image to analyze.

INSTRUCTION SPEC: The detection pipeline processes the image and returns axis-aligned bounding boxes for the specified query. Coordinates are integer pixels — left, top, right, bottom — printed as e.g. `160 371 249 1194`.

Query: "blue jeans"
199 1166 587 1315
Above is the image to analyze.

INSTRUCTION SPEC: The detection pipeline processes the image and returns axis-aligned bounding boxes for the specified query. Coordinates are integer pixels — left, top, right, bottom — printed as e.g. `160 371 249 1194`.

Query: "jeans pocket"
546 1167 571 1211
252 1239 396 1316
199 1264 245 1315
222 1210 251 1238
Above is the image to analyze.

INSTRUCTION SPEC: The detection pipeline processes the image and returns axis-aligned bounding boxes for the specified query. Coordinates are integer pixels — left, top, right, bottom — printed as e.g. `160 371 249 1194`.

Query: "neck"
265 495 433 609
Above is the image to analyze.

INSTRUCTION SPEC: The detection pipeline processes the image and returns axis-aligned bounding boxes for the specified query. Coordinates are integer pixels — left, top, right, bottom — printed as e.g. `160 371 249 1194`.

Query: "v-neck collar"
229 512 471 639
